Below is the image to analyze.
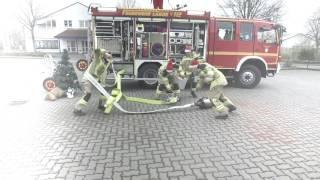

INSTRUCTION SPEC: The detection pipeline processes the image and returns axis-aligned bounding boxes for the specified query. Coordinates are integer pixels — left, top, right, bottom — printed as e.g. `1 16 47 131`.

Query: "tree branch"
218 0 283 21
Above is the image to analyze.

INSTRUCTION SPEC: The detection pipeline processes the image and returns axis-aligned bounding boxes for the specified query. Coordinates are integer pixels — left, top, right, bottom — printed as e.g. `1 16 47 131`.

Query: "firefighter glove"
197 64 206 70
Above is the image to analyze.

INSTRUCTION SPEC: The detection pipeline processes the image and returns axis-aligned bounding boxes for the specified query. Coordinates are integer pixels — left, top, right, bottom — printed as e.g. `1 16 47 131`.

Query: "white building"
28 2 90 53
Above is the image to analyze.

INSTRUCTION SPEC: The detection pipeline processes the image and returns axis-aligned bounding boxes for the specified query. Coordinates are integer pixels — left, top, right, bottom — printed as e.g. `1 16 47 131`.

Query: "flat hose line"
84 72 195 114
104 61 177 105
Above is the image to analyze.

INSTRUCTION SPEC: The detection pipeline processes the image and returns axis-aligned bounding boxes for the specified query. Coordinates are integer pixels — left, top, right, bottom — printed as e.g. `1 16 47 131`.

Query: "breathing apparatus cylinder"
195 97 213 109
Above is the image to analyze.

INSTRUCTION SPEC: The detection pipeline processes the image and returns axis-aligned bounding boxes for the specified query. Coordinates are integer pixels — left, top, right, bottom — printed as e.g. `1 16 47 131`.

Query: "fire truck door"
238 22 254 57
254 24 279 67
213 21 238 68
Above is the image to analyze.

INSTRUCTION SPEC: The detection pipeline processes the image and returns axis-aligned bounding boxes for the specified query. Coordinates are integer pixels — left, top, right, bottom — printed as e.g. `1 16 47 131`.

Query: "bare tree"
306 9 320 51
218 0 284 22
17 0 42 52
117 0 136 8
9 29 26 51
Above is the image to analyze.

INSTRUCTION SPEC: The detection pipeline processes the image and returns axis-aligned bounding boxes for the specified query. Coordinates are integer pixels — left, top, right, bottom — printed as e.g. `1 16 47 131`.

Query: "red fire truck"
84 6 284 88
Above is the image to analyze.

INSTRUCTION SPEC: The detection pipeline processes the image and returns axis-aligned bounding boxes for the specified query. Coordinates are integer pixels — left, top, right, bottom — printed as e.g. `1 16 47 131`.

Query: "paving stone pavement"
1 69 320 180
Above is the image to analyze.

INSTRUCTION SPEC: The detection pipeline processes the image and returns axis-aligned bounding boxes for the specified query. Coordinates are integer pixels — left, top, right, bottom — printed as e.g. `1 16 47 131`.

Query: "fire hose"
103 62 117 88
84 71 197 114
82 57 213 114
101 59 179 105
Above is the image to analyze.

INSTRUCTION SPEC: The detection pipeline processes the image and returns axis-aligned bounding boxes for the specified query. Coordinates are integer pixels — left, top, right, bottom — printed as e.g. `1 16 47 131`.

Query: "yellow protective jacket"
158 62 178 91
178 56 193 78
196 63 228 90
86 49 111 84
178 54 205 79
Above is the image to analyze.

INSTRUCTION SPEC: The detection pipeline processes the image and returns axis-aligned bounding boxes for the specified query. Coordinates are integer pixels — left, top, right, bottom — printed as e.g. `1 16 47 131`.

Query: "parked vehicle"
80 6 285 88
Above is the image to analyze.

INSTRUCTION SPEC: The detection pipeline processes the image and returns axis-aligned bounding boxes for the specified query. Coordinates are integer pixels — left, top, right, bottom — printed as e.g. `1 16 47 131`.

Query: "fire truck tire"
236 64 261 89
138 64 159 89
43 77 57 91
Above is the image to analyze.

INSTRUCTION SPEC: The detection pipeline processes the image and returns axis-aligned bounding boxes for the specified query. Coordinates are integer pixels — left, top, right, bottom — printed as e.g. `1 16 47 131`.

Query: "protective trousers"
156 70 180 102
74 79 109 113
206 85 234 116
156 83 180 103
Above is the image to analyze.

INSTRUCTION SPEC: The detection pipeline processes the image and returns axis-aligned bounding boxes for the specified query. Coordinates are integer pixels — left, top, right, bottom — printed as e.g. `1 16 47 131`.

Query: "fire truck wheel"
43 77 57 91
138 64 159 89
236 64 261 89
76 59 89 71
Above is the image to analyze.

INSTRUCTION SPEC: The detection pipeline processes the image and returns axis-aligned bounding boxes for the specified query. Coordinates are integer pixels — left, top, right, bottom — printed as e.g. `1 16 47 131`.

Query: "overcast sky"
0 0 319 46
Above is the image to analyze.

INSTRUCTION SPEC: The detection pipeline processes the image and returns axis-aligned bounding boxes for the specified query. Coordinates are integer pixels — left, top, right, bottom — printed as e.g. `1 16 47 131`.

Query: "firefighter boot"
104 96 115 114
227 104 237 112
98 95 107 111
172 85 181 102
74 93 91 116
211 98 229 119
73 98 88 116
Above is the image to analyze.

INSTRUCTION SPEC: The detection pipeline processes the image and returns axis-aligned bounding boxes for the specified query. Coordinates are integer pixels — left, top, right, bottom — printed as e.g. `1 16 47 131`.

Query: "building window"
85 20 89 28
67 40 77 52
35 40 59 49
64 20 72 27
52 20 56 27
257 28 276 44
240 23 253 41
81 40 88 53
217 21 236 41
38 23 46 28
79 20 84 28
79 20 89 28
38 20 56 28
46 21 51 27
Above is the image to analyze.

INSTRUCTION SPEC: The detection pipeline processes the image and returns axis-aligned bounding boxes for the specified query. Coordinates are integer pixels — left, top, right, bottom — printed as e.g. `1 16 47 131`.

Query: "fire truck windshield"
258 27 277 44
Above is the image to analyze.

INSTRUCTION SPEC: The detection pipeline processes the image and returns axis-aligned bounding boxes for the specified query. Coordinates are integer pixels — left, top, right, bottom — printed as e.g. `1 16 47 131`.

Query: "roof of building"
42 2 88 19
55 29 88 39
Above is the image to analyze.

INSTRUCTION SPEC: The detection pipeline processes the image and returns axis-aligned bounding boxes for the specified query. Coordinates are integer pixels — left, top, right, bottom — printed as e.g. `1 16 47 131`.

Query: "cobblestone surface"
1 58 320 180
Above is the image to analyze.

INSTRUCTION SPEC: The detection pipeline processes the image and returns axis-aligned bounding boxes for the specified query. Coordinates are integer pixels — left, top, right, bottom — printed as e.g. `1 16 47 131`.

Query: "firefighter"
189 58 202 98
177 46 194 79
192 49 202 60
73 49 112 116
156 58 180 103
178 47 203 98
45 49 79 101
192 62 236 119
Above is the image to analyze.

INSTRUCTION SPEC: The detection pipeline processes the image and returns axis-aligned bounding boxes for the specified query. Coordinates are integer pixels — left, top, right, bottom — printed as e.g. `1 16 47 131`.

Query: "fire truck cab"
87 6 283 88
208 17 283 88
